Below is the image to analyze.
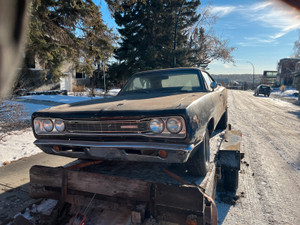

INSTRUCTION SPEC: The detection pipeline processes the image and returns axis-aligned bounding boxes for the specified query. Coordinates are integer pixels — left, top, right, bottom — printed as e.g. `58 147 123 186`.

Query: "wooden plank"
30 165 151 202
29 183 60 199
155 205 204 225
30 166 63 187
155 183 204 212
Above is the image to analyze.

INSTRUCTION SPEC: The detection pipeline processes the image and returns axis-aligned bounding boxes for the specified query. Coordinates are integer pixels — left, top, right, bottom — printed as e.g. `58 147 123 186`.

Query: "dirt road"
218 90 300 225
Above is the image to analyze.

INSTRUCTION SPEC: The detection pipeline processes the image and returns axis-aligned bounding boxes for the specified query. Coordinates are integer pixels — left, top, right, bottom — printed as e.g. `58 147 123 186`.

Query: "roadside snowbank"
271 87 299 101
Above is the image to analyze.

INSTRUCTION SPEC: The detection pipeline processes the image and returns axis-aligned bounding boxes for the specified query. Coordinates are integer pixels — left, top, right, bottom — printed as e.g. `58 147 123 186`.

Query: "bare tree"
0 99 29 140
188 4 235 67
293 31 300 57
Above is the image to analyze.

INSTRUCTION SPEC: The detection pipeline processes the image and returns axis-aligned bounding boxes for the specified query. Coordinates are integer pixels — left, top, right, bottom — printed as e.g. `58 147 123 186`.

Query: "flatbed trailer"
28 126 242 225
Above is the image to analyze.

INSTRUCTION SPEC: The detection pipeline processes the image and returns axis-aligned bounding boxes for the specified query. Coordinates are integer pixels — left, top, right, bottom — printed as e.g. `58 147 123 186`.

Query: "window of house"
76 72 85 79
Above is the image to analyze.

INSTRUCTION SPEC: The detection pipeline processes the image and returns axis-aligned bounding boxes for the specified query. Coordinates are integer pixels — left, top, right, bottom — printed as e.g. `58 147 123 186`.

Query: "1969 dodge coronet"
32 68 228 176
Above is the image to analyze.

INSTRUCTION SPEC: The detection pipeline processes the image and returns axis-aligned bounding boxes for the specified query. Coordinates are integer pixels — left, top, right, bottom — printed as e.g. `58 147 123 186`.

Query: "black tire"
186 129 210 177
217 109 228 130
223 168 239 192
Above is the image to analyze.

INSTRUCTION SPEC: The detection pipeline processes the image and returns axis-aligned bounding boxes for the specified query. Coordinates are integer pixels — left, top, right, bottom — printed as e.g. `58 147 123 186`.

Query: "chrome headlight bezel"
33 118 65 134
43 119 54 132
149 118 165 134
147 116 186 138
54 119 65 132
166 117 182 134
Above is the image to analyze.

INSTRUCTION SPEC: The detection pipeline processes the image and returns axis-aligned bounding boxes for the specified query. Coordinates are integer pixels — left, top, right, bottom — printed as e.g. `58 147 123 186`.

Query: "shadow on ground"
288 110 300 120
0 183 38 225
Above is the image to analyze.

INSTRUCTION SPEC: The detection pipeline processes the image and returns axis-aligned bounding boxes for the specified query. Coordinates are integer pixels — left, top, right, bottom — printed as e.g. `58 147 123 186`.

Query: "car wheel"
216 108 228 130
186 128 210 177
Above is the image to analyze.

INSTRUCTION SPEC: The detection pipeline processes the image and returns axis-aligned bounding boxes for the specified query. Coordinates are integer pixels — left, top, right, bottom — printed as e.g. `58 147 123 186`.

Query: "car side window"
202 71 213 91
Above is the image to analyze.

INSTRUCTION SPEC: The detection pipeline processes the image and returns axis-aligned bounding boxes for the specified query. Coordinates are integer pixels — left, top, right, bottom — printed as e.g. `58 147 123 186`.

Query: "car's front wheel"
186 128 210 177
216 108 228 130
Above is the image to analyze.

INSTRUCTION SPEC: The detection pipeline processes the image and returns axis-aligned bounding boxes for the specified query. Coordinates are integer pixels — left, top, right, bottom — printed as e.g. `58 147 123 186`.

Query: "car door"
202 71 226 121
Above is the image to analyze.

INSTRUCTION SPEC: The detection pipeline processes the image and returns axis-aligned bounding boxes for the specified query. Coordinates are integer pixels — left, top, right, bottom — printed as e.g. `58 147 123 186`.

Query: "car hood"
39 92 208 113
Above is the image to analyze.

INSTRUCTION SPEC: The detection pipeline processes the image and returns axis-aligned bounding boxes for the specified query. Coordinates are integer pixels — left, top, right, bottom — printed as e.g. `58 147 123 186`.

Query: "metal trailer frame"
29 126 242 225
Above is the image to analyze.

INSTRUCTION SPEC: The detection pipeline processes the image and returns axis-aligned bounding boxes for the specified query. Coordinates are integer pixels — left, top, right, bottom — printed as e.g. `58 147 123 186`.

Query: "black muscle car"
32 68 228 176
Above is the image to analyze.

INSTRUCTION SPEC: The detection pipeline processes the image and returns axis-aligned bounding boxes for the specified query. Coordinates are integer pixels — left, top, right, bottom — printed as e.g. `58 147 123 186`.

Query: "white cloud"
223 64 231 69
210 0 300 41
209 6 236 17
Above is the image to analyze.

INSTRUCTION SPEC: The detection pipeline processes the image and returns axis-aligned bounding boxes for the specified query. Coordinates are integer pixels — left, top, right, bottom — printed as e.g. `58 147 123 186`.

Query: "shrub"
0 98 29 140
73 85 85 92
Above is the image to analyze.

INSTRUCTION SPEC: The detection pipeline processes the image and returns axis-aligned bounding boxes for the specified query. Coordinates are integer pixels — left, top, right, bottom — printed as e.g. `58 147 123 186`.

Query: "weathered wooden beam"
30 165 151 202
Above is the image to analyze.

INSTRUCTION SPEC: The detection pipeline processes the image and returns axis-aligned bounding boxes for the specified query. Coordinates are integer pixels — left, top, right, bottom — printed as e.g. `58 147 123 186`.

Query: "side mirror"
210 82 218 90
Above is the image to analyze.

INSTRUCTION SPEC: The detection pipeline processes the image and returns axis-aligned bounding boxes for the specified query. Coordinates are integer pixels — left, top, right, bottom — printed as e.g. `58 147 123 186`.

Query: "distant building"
261 71 277 86
277 58 300 86
292 61 300 89
20 53 92 92
59 61 90 92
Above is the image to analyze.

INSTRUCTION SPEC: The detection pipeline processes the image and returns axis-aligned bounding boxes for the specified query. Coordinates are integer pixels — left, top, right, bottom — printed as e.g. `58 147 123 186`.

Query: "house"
277 58 300 86
261 71 277 86
292 61 300 90
59 61 90 92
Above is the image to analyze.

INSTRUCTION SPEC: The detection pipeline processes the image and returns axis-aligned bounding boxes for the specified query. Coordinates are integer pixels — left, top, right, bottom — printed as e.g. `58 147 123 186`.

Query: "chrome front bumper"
34 139 197 163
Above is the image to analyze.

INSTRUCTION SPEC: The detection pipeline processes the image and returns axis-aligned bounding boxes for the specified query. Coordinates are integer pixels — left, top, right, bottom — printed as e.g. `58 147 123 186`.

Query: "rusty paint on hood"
42 92 208 113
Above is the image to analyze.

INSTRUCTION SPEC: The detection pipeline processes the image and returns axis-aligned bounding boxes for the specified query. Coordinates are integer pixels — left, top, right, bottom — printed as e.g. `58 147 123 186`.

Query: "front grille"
65 120 149 134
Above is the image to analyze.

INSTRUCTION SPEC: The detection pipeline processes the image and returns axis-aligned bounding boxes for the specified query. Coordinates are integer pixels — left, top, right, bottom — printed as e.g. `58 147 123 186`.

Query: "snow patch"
0 129 41 166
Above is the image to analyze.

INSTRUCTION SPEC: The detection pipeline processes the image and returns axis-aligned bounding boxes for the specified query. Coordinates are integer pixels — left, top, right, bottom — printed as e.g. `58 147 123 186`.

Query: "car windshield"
260 86 270 90
119 71 204 95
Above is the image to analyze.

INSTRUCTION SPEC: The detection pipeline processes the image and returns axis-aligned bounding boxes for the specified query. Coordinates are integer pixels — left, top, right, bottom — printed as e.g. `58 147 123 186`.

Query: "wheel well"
207 119 214 137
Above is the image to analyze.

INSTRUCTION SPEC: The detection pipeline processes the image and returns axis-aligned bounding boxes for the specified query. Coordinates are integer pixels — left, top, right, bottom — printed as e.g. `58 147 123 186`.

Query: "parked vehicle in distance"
254 84 272 97
31 68 228 176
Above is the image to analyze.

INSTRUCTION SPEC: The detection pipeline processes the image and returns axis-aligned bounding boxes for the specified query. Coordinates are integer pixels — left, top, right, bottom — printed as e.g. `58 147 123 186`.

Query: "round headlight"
55 120 65 132
149 119 164 134
34 119 42 133
43 119 53 132
166 118 182 134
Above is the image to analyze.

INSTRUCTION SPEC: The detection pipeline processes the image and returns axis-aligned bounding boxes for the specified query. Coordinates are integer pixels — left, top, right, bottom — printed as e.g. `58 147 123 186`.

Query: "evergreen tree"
107 0 201 81
26 0 115 82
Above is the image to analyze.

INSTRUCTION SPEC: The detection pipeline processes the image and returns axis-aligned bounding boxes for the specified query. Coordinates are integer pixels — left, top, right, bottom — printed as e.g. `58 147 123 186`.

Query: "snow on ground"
18 94 103 120
271 86 299 101
0 128 40 166
21 94 103 104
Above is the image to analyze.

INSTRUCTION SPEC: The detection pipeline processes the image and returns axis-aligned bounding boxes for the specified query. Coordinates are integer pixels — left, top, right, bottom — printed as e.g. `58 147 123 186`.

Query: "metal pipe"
246 61 255 89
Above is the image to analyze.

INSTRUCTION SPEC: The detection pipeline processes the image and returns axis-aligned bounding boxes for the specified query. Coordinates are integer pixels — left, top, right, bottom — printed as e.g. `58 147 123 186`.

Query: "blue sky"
97 0 300 75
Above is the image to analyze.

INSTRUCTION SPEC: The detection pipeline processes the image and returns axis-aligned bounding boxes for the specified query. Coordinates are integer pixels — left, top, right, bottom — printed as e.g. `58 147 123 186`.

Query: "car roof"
133 67 205 76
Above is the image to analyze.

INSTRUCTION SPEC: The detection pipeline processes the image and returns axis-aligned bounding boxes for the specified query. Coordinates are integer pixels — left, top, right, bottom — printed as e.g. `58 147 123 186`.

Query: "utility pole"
246 61 255 89
103 61 106 96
